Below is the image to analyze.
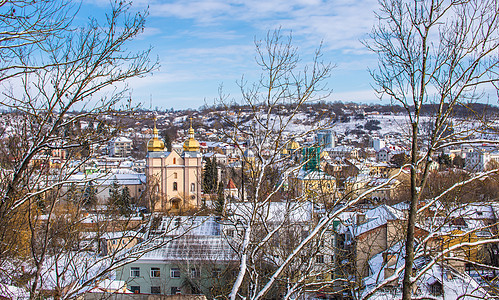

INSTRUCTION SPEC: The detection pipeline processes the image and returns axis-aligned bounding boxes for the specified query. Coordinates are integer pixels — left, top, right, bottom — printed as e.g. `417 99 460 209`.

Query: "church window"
191 183 195 192
173 182 177 191
173 157 176 164
173 172 177 179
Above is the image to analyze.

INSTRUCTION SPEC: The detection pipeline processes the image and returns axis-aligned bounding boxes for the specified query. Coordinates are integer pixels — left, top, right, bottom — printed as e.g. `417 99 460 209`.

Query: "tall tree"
0 0 159 298
163 132 173 152
366 0 499 298
216 30 340 300
203 157 218 194
215 181 225 216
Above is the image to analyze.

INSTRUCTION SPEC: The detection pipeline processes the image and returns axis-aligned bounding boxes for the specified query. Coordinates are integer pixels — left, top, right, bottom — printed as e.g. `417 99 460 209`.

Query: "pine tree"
161 131 172 152
83 182 97 207
203 157 212 193
109 180 121 205
119 186 132 215
211 159 219 194
215 181 225 216
203 157 218 194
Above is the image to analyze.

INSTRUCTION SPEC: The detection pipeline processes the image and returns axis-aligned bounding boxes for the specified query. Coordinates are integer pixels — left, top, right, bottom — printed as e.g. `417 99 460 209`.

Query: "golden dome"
183 118 200 152
287 140 300 150
147 117 165 152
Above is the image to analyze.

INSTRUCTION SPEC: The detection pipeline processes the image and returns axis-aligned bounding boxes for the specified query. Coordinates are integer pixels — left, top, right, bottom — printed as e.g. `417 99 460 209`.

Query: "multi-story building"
465 149 499 172
109 137 133 157
116 216 237 297
316 129 336 149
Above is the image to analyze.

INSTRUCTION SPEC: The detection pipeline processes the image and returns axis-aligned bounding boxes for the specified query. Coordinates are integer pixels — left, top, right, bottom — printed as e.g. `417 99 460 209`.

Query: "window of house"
171 287 180 295
191 183 195 192
191 268 200 278
212 268 221 277
316 255 324 264
173 172 177 179
226 229 234 238
130 267 140 277
129 286 140 294
173 182 177 191
170 267 180 278
150 267 160 278
151 286 161 294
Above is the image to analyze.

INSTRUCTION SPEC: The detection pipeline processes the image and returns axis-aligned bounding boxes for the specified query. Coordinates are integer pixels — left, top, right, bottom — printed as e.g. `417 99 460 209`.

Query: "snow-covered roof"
139 216 236 262
449 202 499 220
87 279 130 294
69 172 146 186
227 201 314 224
152 216 221 237
354 205 405 237
363 249 489 300
364 242 404 287
111 137 132 143
147 151 171 158
0 283 29 299
296 169 335 180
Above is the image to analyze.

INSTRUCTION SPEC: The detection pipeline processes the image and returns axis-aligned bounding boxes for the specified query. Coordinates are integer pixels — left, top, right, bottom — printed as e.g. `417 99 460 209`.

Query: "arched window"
173 182 177 191
173 157 176 164
191 183 195 192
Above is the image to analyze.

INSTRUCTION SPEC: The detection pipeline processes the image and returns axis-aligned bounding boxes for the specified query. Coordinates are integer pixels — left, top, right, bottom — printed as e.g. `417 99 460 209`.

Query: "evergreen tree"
212 159 218 194
438 153 452 168
109 180 121 204
203 157 212 193
453 155 465 168
215 181 225 216
119 186 132 215
203 157 218 194
109 180 132 215
161 131 172 152
83 182 97 207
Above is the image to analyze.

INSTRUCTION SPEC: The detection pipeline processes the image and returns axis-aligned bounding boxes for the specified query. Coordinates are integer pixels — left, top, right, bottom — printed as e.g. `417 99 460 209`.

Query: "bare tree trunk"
402 122 419 299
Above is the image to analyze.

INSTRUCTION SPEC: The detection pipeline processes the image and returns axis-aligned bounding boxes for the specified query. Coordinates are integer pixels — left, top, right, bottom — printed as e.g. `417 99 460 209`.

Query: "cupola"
147 116 165 152
183 118 200 152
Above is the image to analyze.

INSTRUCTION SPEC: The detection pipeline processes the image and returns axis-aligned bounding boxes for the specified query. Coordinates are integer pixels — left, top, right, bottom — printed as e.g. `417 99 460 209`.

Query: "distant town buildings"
108 136 133 157
465 148 499 172
316 129 337 149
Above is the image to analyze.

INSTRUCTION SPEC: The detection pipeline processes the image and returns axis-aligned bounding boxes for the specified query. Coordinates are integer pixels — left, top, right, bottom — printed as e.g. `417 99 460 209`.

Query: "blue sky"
82 0 382 110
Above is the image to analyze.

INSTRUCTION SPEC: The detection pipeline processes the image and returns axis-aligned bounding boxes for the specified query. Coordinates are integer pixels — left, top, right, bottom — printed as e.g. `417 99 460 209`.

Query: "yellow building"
289 170 337 202
146 119 202 212
430 229 486 273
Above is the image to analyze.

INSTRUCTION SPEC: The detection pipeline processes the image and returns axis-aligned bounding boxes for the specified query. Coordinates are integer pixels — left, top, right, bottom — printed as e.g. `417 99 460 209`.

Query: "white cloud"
144 0 378 53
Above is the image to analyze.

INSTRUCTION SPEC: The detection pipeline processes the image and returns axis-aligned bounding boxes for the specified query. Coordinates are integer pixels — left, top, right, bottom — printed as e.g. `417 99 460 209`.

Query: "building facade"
146 120 202 212
109 137 133 157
